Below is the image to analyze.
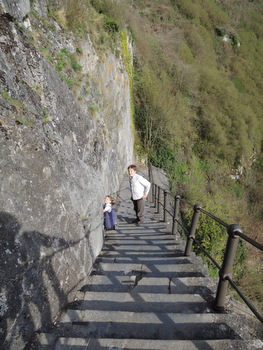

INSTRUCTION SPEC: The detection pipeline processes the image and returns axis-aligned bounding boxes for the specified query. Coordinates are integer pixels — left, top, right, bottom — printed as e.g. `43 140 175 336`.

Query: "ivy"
120 31 134 125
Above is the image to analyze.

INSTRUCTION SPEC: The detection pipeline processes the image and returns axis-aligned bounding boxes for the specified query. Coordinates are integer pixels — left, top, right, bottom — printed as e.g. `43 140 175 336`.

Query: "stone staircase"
37 175 263 350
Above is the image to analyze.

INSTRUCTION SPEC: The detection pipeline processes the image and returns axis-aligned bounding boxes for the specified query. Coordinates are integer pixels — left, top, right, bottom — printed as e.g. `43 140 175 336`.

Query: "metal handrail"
148 164 263 324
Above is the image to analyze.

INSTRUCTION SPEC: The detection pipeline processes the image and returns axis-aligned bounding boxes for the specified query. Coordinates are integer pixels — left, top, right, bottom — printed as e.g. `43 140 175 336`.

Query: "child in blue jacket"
103 195 117 230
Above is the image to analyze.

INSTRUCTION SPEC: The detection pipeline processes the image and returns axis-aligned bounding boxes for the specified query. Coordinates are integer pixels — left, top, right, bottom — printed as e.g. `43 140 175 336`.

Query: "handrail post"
151 180 154 203
184 204 202 256
150 185 153 203
157 186 160 214
214 224 241 311
163 190 167 222
172 195 181 235
148 163 153 203
153 184 157 208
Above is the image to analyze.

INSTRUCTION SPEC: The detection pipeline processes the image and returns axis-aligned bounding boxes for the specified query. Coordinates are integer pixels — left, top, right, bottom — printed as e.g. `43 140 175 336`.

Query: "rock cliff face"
0 1 133 349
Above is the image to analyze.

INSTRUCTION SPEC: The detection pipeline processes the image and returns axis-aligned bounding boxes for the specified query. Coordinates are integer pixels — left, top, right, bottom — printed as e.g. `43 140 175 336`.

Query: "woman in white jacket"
128 164 151 224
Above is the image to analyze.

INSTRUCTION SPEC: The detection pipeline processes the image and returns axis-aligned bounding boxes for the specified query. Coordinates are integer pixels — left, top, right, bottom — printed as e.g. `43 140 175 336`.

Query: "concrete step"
79 276 217 295
100 243 201 262
104 234 175 243
112 228 175 235
93 261 208 278
101 242 184 252
37 335 263 350
96 255 204 266
101 244 176 253
99 249 186 258
67 291 211 314
54 311 250 341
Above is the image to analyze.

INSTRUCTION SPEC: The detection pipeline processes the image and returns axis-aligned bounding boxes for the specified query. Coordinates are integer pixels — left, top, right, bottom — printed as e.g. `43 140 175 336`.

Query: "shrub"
183 194 246 275
176 42 194 64
56 48 69 71
76 47 83 54
88 104 99 116
59 74 74 89
103 16 119 33
70 54 82 72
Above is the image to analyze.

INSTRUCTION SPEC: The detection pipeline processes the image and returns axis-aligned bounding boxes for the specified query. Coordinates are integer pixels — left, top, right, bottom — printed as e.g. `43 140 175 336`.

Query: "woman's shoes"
136 220 144 225
131 218 139 223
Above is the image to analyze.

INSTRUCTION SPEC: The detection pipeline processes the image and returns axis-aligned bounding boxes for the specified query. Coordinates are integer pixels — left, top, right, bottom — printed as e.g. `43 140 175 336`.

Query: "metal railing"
148 164 263 325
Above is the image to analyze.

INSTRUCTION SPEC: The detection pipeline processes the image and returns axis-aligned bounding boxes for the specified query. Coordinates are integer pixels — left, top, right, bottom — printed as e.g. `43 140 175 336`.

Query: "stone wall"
1 0 30 20
0 1 133 349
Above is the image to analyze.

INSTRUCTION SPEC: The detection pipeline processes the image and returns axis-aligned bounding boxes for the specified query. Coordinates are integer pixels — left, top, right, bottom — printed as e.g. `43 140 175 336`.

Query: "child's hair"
105 195 115 205
128 164 137 171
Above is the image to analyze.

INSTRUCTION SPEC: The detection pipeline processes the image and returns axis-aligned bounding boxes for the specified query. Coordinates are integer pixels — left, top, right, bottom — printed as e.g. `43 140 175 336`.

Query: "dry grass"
56 8 67 29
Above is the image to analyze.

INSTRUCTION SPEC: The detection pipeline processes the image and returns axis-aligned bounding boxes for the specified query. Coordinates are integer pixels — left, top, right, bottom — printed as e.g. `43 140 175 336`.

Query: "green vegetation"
56 48 82 73
103 16 119 34
42 108 49 122
15 118 34 128
183 194 247 277
29 0 124 97
76 47 83 55
56 48 68 71
59 74 74 90
70 54 82 72
88 104 99 117
120 31 134 128
2 89 24 111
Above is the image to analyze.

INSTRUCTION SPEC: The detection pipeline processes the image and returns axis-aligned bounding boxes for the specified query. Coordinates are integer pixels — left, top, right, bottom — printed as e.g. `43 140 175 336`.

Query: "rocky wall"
0 1 133 349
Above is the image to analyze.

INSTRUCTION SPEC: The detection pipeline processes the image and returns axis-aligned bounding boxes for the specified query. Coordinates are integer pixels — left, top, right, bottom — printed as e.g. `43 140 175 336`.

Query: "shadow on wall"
0 211 92 349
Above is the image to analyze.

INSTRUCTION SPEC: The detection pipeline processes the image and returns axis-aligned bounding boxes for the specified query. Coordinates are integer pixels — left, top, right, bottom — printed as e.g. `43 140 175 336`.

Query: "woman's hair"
105 195 115 205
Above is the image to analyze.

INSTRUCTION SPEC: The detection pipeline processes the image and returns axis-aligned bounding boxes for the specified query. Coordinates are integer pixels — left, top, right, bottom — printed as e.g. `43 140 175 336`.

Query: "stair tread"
80 291 207 302
53 311 250 341
97 255 198 262
62 309 244 323
79 275 217 294
66 292 211 314
37 335 263 350
95 262 207 273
